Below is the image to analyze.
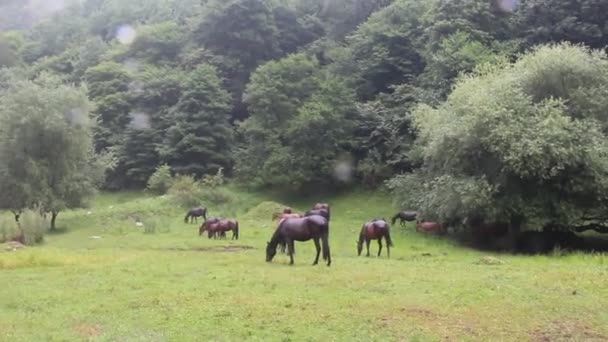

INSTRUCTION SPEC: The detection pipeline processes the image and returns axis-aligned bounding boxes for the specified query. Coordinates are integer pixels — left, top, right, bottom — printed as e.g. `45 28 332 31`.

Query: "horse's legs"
322 233 331 267
286 238 295 265
365 238 371 257
312 237 321 265
386 235 390 258
377 238 383 257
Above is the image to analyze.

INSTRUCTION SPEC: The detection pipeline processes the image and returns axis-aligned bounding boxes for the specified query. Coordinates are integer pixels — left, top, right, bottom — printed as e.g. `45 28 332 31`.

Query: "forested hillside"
1 0 608 233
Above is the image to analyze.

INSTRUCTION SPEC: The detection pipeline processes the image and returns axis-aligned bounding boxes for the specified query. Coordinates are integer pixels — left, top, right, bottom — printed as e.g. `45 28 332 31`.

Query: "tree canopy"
387 43 608 233
0 73 109 229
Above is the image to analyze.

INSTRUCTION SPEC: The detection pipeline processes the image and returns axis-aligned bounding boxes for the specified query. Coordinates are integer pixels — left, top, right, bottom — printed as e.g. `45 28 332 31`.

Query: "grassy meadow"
1 188 608 341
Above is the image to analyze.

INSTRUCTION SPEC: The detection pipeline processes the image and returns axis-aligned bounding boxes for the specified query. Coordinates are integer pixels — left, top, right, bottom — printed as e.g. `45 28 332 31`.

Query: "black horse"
184 206 207 223
266 215 331 266
358 218 393 257
391 211 417 226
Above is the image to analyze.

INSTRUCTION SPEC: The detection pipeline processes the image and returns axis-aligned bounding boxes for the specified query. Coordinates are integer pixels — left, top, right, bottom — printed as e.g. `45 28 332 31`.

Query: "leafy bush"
200 167 225 188
0 216 19 243
168 174 204 208
146 164 173 194
19 210 48 245
200 187 234 206
143 220 157 234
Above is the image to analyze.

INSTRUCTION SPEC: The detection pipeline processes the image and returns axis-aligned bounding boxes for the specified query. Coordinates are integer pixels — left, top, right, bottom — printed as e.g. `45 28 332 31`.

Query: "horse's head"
356 239 363 256
266 241 277 262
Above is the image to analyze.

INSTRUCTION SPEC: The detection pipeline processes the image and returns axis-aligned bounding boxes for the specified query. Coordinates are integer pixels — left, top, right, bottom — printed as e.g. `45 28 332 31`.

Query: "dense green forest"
1 0 608 233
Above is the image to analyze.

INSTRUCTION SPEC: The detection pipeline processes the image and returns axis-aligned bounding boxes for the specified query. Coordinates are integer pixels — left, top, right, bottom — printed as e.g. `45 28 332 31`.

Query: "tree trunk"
11 210 21 223
50 211 59 231
508 214 523 251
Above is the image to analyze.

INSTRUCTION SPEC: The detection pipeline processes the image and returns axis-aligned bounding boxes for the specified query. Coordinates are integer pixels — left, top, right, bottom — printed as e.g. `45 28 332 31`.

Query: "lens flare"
116 25 137 45
496 0 519 13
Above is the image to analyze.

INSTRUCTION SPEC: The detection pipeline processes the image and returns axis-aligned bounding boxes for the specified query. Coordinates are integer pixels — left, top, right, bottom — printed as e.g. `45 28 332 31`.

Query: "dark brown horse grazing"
199 218 239 240
199 217 221 237
416 220 445 235
391 211 417 226
266 215 331 266
185 206 207 223
358 218 393 257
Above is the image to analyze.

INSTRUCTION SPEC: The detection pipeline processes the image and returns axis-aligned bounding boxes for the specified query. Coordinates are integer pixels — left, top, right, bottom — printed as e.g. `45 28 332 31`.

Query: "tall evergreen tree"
161 65 232 176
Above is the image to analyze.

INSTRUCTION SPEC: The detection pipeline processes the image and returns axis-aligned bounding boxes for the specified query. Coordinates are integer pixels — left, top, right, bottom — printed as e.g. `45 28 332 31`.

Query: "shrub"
200 187 234 206
0 216 19 243
19 210 48 245
146 164 173 194
200 167 225 188
168 174 204 208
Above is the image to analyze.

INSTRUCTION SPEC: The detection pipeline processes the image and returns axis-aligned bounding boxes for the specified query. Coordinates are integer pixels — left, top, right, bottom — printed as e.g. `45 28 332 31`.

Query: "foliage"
351 84 423 186
236 53 356 189
146 164 173 195
418 31 517 98
0 31 23 68
161 64 233 177
0 216 19 243
200 167 225 189
127 22 185 64
0 73 107 230
515 0 608 51
388 43 608 233
168 175 204 208
334 0 428 100
19 209 48 245
2 0 608 199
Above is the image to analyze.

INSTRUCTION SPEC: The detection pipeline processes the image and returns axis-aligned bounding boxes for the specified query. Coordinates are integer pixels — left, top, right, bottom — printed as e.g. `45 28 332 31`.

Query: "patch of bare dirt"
160 245 255 252
529 320 607 341
403 307 439 320
4 241 26 251
74 323 102 338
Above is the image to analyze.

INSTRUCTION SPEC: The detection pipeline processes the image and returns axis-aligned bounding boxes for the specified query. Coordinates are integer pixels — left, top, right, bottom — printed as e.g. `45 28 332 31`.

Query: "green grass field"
1 189 608 341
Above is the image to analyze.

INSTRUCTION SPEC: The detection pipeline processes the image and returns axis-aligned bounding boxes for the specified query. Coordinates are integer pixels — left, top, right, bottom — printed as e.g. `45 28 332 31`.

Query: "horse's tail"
391 213 399 225
234 220 239 240
385 227 394 247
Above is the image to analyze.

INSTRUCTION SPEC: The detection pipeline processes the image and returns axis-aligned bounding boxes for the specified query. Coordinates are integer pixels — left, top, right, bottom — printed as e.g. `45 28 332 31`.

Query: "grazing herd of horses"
185 205 445 266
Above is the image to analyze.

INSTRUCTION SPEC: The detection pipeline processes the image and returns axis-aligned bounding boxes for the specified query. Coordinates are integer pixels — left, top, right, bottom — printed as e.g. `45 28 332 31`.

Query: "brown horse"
185 206 207 223
391 211 417 226
272 212 302 221
358 218 393 257
266 215 331 266
199 218 239 240
416 220 445 235
271 207 301 221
